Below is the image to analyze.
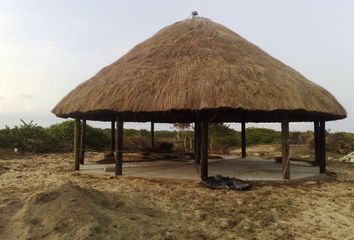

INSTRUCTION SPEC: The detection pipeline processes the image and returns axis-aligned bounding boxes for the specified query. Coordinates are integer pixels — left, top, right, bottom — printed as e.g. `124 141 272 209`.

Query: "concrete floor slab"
80 157 321 181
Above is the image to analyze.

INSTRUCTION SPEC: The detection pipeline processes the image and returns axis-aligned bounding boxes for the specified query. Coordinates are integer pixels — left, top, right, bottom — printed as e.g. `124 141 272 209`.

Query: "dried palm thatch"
52 17 346 123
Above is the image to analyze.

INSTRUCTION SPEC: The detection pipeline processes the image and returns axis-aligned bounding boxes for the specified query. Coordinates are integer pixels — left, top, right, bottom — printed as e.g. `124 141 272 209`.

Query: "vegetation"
0 120 353 154
0 120 57 153
246 127 281 145
326 131 354 154
209 123 240 153
173 123 193 152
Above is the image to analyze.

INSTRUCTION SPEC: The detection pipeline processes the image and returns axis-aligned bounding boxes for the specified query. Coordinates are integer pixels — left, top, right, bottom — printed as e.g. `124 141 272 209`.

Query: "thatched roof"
52 17 346 123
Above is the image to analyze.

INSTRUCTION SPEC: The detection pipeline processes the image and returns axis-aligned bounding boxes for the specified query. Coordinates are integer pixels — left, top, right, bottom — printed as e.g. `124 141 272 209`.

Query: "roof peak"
191 11 198 17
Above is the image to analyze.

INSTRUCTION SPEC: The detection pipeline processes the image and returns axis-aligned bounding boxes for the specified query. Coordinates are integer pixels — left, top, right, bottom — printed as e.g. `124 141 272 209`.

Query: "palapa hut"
52 13 346 180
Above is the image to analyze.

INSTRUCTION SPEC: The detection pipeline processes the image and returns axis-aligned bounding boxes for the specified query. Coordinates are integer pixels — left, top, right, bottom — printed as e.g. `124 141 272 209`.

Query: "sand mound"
9 183 123 239
3 182 207 240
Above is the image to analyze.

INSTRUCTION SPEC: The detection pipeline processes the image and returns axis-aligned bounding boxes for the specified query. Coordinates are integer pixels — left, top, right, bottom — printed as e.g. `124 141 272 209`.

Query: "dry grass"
0 152 353 239
52 17 346 122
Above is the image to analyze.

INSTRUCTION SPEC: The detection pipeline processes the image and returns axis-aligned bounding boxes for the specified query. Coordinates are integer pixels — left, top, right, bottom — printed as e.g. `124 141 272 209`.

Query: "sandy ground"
0 152 353 240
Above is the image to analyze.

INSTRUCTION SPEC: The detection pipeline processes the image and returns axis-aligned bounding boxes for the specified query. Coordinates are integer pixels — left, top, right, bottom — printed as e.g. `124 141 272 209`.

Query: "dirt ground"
0 151 353 240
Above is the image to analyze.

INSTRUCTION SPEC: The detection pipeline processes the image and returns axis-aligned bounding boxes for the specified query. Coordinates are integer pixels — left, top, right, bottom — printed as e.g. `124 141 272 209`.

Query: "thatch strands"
52 17 346 122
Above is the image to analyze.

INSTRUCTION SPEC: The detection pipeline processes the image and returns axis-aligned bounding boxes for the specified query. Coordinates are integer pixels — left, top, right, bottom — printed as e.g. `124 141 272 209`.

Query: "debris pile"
339 152 354 163
201 175 251 191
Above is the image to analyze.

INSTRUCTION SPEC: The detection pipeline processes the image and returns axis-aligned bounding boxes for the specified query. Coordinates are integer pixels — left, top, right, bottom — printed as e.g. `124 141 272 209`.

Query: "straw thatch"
52 17 346 123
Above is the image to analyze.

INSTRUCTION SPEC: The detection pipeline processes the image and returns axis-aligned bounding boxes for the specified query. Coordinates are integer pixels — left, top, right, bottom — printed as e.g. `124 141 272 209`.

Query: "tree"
209 123 239 153
173 123 192 152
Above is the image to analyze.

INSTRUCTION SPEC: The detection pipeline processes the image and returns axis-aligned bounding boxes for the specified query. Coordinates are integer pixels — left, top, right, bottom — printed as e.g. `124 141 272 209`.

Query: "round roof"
52 17 346 123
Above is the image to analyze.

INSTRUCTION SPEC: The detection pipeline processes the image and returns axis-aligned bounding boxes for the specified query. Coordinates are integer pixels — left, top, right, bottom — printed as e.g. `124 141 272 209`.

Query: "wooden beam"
151 122 155 148
281 120 290 179
115 117 124 176
74 118 81 171
79 119 86 164
194 122 201 164
200 121 208 179
110 120 115 153
241 122 246 158
319 120 326 173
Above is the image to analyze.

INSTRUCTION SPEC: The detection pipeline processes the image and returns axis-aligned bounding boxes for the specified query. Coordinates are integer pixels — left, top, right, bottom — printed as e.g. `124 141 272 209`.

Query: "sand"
0 152 353 240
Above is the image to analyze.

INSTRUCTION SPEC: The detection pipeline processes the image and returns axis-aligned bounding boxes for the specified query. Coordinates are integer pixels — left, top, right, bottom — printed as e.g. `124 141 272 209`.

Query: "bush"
47 121 110 151
0 120 112 153
209 123 240 153
289 131 313 145
85 125 110 151
0 120 57 153
46 121 74 143
0 126 16 149
326 132 354 154
45 121 74 152
246 128 281 145
155 130 178 140
124 129 150 138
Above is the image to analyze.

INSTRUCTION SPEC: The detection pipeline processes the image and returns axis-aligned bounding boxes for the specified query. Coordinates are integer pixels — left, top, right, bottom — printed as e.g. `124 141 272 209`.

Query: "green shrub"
85 125 110 151
0 126 16 149
124 129 150 137
0 120 56 153
47 121 110 151
246 128 281 145
155 130 177 140
46 121 74 142
209 123 240 153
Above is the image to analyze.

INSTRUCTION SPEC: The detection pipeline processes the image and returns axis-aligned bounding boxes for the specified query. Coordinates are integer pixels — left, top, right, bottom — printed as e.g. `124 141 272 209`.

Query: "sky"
0 0 353 132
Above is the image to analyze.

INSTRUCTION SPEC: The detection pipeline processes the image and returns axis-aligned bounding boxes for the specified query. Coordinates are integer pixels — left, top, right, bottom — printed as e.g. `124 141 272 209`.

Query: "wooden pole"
110 120 115 153
194 122 198 155
319 120 326 173
79 119 86 164
74 118 81 171
198 123 202 164
241 122 246 158
314 121 320 166
151 122 155 148
281 120 290 179
115 117 123 176
200 121 208 179
194 122 201 164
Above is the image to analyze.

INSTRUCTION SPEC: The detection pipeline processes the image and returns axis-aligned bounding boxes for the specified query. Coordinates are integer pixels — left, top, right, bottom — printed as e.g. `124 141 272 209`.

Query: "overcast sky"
0 0 353 132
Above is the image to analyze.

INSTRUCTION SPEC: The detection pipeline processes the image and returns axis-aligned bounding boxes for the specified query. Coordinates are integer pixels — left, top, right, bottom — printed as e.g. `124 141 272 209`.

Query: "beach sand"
0 152 353 239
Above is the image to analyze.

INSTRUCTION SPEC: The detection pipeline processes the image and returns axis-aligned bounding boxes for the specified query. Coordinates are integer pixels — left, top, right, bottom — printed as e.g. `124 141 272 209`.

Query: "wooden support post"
241 122 246 158
281 120 290 179
194 122 201 164
314 121 320 166
110 120 115 153
74 118 81 171
194 123 197 155
198 123 202 164
200 121 208 179
319 120 326 173
79 119 86 164
115 117 123 176
151 122 155 148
